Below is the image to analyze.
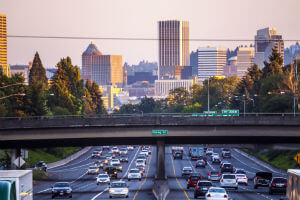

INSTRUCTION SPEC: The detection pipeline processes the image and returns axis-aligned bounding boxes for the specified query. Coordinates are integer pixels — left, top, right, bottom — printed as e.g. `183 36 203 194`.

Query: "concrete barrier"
152 180 169 200
47 146 92 169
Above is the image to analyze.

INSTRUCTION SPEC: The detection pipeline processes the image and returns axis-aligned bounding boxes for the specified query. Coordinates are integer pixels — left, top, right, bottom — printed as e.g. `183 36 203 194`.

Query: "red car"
187 173 202 189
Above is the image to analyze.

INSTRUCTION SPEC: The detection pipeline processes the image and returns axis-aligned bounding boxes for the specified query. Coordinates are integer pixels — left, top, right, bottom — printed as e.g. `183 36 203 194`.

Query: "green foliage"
33 170 49 180
114 104 139 114
168 87 189 106
83 79 105 116
262 47 283 78
139 96 156 113
52 106 72 115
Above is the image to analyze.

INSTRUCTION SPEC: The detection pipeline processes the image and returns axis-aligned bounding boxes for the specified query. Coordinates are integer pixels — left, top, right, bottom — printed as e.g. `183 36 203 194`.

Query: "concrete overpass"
1 114 300 178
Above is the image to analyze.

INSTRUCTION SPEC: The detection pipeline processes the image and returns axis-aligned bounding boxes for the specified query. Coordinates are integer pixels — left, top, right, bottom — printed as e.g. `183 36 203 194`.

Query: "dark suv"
221 163 234 173
173 151 183 159
104 166 118 179
269 177 287 194
254 172 272 189
35 161 47 172
194 180 213 198
187 173 202 189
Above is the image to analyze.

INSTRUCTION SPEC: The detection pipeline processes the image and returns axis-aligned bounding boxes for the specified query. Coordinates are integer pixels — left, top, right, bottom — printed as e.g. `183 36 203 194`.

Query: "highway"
33 146 287 200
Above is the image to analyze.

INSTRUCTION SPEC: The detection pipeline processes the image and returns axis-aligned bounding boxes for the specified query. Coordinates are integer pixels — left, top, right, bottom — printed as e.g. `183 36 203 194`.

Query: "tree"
168 87 189 106
26 52 49 116
91 81 105 115
139 97 156 113
262 47 284 78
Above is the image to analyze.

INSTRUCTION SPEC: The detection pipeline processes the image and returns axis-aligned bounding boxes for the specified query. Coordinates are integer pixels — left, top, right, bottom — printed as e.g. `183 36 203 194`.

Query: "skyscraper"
82 43 123 86
255 27 284 68
158 20 189 79
197 46 227 81
0 14 9 76
236 47 255 77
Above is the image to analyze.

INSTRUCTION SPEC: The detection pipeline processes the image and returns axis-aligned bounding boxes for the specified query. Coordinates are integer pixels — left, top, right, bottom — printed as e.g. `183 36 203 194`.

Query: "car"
194 180 213 198
187 173 203 189
220 160 229 168
128 168 142 181
119 148 128 155
212 156 221 164
95 148 103 155
206 148 214 156
211 153 219 159
96 174 110 185
110 159 120 165
109 181 129 198
140 150 149 157
88 166 99 175
136 164 145 175
236 174 248 185
220 174 238 190
136 159 146 166
120 155 129 162
205 187 228 200
51 182 72 199
105 155 113 163
34 161 47 172
137 154 147 164
103 146 110 151
104 166 118 179
269 177 287 194
111 147 119 154
234 168 246 174
254 172 272 189
173 151 183 159
221 163 234 173
195 159 206 168
222 149 231 158
111 163 123 172
182 167 193 177
208 171 221 182
127 146 134 151
91 151 100 158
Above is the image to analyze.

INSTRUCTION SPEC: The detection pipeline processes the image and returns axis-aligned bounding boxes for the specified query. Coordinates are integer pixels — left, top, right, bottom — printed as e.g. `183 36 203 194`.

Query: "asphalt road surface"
34 146 287 200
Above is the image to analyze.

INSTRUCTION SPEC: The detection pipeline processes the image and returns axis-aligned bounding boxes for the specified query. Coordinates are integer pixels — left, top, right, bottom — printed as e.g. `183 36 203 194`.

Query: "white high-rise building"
255 27 284 68
197 46 227 81
155 79 195 96
236 47 255 77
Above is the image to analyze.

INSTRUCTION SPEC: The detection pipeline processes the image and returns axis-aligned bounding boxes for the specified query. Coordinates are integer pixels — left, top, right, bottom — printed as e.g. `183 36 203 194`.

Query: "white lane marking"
239 186 277 200
36 188 51 194
49 162 94 173
234 149 285 175
73 182 96 191
91 188 109 200
121 146 141 180
206 159 216 171
71 171 88 184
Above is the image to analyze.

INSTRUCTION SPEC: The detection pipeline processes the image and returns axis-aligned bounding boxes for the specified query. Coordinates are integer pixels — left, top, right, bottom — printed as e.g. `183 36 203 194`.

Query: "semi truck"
286 169 300 200
0 170 32 200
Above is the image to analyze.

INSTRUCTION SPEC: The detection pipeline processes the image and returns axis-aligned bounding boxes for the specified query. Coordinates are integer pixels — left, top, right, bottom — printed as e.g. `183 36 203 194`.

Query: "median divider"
152 179 169 200
47 146 92 169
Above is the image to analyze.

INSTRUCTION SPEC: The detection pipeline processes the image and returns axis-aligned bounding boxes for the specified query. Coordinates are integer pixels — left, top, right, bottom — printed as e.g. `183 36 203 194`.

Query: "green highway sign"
192 114 206 117
222 110 239 114
204 111 217 114
152 130 168 135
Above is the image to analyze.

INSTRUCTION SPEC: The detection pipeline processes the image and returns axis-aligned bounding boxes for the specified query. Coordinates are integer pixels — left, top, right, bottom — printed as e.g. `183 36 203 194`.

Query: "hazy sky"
1 0 300 68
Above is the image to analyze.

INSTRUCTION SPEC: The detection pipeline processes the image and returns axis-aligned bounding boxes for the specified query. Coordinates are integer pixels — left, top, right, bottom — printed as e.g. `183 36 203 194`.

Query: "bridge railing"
0 113 299 121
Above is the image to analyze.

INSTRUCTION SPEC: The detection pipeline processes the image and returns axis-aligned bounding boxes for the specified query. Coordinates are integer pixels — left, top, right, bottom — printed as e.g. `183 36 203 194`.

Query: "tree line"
115 47 300 114
0 52 105 117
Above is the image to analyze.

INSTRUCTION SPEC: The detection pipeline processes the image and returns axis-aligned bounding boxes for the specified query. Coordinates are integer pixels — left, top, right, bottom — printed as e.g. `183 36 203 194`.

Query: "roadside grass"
242 149 300 170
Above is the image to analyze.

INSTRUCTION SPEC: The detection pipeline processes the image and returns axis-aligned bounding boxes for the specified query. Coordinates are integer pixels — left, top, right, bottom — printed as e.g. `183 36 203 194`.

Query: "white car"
206 149 214 155
236 174 248 185
110 159 120 165
136 159 146 166
141 150 149 156
96 174 110 185
87 166 99 175
128 168 142 181
205 187 228 200
127 146 134 151
109 181 129 198
220 174 238 190
112 147 119 153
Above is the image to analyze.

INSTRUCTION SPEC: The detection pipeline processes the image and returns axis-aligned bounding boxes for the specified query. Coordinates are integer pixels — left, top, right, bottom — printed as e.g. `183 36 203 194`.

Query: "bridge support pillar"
156 139 166 180
11 149 17 169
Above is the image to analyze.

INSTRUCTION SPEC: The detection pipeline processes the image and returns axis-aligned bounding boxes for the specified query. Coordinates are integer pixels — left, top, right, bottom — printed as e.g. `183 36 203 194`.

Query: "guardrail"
0 113 300 121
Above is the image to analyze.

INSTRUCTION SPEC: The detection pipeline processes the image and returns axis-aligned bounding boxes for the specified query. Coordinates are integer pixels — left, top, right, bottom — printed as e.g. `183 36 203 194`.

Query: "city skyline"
1 0 300 68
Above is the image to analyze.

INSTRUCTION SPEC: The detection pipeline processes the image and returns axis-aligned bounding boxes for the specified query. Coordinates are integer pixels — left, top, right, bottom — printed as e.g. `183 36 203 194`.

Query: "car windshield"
223 175 236 179
209 188 225 193
197 160 204 163
98 174 108 178
130 169 140 173
236 174 246 178
93 151 98 154
36 163 44 167
190 176 200 180
111 159 119 162
99 156 106 160
111 182 126 188
211 172 219 176
121 156 127 158
273 178 287 183
112 163 120 166
183 167 192 171
223 164 231 167
198 182 212 186
54 183 69 187
89 166 97 169
137 160 143 163
223 149 230 151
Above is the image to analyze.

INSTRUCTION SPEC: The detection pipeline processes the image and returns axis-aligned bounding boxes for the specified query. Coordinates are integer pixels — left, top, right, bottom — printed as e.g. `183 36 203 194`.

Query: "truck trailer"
286 169 300 200
0 170 32 200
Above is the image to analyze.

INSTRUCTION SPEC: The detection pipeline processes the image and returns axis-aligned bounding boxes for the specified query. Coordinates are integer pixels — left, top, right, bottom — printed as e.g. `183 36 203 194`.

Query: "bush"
33 169 48 180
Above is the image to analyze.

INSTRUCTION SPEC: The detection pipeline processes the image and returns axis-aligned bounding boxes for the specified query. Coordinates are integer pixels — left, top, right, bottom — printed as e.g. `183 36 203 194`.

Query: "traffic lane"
34 146 140 198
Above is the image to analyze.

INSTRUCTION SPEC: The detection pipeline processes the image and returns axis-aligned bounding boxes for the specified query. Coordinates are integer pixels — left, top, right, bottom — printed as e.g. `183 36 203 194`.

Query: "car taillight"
224 195 227 198
271 182 276 186
196 186 199 189
200 176 202 180
218 173 220 176
221 179 223 182
188 180 191 184
236 178 238 182
196 163 199 165
255 178 258 182
203 162 205 165
243 177 247 180
207 194 211 197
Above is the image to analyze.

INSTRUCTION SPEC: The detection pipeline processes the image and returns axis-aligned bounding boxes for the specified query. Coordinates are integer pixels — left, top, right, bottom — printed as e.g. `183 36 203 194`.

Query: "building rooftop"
82 42 102 56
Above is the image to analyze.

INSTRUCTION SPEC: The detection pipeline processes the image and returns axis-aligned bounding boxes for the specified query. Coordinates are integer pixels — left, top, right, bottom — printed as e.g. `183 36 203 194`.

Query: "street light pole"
294 57 299 117
208 77 210 114
243 94 246 117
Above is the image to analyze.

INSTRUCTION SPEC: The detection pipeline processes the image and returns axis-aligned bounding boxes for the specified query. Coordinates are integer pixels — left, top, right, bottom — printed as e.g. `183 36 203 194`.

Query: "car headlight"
67 189 72 193
114 171 117 174
123 188 129 192
109 189 115 193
